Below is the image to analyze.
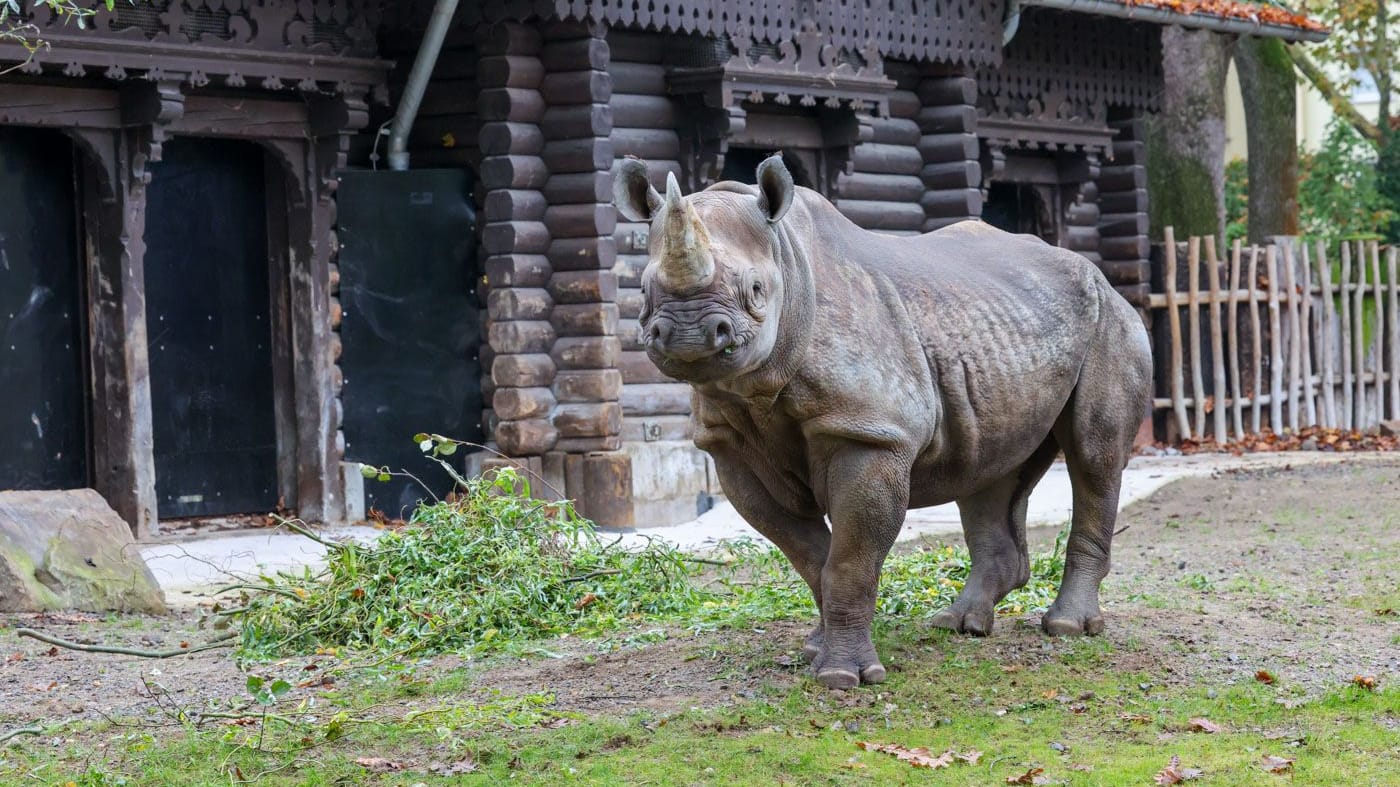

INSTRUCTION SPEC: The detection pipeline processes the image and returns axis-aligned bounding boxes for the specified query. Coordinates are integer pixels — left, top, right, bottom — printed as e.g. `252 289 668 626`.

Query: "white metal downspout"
386 0 461 171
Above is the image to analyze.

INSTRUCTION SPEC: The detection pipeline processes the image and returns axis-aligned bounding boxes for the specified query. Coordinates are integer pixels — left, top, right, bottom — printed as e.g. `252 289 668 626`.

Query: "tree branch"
1287 45 1383 144
16 628 236 658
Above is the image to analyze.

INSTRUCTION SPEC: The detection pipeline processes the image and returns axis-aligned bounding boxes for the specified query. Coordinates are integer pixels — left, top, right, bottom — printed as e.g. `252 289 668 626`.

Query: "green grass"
7 628 1397 786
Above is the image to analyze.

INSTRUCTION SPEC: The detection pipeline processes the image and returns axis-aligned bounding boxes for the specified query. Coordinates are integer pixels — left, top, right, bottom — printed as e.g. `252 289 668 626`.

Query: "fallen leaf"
44 647 58 657
1041 689 1059 699
1376 608 1397 617
1260 755 1295 774
354 757 406 773
574 593 598 610
1352 675 1376 691
1255 670 1276 685
1187 717 1222 733
954 749 983 765
1006 766 1044 784
857 742 954 769
428 759 477 776
1154 755 1204 784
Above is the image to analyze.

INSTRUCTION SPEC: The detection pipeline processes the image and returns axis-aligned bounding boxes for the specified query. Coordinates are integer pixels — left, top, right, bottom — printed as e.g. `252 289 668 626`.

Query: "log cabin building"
1 1 1321 535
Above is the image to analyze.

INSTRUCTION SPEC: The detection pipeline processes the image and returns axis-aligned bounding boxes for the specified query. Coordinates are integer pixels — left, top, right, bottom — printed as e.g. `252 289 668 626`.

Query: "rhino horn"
657 171 715 292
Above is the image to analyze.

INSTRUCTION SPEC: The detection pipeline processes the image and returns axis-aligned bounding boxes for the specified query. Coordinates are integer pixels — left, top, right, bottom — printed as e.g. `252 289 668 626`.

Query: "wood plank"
1188 237 1206 437
1265 246 1284 432
1339 242 1354 429
1164 229 1190 439
1227 240 1245 439
1248 246 1264 433
1352 241 1367 426
1299 244 1317 427
1282 244 1302 431
1206 236 1227 440
1390 247 1400 420
1315 242 1337 429
1370 242 1386 425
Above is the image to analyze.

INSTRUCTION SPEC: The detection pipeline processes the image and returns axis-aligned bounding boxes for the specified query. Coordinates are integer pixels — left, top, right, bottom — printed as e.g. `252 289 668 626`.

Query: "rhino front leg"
711 455 831 660
814 447 909 690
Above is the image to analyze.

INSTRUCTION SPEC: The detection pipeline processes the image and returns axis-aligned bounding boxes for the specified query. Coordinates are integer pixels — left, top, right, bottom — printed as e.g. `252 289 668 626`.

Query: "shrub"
1298 119 1395 243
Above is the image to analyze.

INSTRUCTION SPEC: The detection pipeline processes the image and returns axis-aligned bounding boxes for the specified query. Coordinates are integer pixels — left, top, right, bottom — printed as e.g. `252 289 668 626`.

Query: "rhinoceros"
614 155 1152 690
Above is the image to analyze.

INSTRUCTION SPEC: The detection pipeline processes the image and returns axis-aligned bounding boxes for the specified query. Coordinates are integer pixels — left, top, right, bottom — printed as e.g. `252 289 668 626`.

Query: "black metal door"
336 169 480 518
144 138 278 518
0 128 88 490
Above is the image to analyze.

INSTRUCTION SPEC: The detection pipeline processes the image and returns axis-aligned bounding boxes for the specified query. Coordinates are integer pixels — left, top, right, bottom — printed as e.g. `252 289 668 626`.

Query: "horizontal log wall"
833 63 924 235
607 30 694 441
916 69 982 231
1096 116 1151 312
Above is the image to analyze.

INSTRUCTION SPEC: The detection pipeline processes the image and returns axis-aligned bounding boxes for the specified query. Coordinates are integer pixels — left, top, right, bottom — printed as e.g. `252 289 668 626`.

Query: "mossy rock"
0 489 166 614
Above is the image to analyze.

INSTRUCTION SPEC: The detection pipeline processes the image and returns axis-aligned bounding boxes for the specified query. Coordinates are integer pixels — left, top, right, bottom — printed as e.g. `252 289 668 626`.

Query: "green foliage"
1224 158 1249 244
1298 119 1396 243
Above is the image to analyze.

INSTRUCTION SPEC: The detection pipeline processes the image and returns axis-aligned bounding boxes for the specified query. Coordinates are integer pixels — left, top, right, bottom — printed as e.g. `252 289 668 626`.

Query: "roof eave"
1018 0 1329 43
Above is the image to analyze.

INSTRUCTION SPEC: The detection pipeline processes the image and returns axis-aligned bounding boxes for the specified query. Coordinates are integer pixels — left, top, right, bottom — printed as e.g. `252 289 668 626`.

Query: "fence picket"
1249 246 1263 434
1370 242 1385 423
1188 238 1206 437
1353 241 1367 426
1282 244 1302 432
1266 246 1284 432
1206 236 1227 440
1227 241 1245 439
1164 229 1190 439
1299 244 1317 427
1390 247 1399 421
1340 243 1354 430
1316 242 1337 429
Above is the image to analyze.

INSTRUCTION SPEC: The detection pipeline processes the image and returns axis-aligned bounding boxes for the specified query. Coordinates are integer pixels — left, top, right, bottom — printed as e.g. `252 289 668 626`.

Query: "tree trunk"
1234 36 1299 243
1146 26 1233 240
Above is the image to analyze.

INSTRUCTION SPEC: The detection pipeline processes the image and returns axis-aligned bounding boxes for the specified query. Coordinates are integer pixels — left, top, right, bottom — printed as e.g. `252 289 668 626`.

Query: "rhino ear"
755 154 794 224
614 158 663 222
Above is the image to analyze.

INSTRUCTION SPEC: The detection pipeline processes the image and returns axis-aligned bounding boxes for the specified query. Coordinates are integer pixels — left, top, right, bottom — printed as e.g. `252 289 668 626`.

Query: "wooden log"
1248 246 1264 433
554 434 622 454
1112 139 1146 161
620 382 694 416
1097 212 1151 238
917 133 978 163
916 75 976 107
543 170 612 204
540 71 612 105
483 188 547 222
619 349 671 383
869 117 922 146
607 127 680 160
1265 246 1284 432
1100 235 1150 261
1390 247 1400 420
488 287 553 321
548 236 617 271
613 253 646 287
1352 242 1367 425
1370 242 1385 424
542 138 613 173
617 294 644 325
920 160 980 190
548 269 617 304
540 103 611 140
483 220 550 254
836 200 925 231
851 143 923 175
1097 189 1148 215
608 93 677 129
579 451 634 528
920 188 982 218
1339 242 1354 428
887 88 920 119
620 414 691 442
550 302 619 336
915 104 977 134
1095 165 1147 193
485 254 553 289
493 353 556 388
540 35 609 72
495 417 558 456
1299 244 1317 427
489 320 556 354
553 369 623 402
1187 238 1206 437
478 121 545 156
836 173 926 202
544 203 617 238
476 87 546 123
1227 240 1245 438
1063 226 1098 254
476 55 544 90
1164 229 1190 439
608 61 665 94
478 154 549 190
1101 260 1149 286
553 402 622 438
1282 244 1302 431
1315 241 1337 428
1206 236 1227 441
476 22 542 58
494 386 557 420
551 335 621 369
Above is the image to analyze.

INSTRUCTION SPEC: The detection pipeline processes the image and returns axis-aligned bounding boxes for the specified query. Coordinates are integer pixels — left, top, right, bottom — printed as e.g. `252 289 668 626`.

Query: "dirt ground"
2 457 1396 730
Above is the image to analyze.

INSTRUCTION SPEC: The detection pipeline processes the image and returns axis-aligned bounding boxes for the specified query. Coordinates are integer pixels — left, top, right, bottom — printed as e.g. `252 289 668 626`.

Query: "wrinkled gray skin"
614 156 1152 690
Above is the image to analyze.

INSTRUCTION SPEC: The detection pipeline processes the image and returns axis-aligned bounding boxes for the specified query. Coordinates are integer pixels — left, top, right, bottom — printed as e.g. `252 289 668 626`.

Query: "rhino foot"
811 634 885 690
929 601 996 637
800 624 823 663
1040 603 1105 637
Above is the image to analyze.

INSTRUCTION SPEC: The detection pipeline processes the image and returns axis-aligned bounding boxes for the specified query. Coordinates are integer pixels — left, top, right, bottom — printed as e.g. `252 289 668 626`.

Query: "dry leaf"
428 759 478 776
1352 675 1376 691
1260 755 1295 774
1255 670 1276 685
856 742 954 769
1187 717 1221 733
1005 766 1045 784
1154 755 1204 784
954 749 983 765
574 593 598 610
354 757 406 773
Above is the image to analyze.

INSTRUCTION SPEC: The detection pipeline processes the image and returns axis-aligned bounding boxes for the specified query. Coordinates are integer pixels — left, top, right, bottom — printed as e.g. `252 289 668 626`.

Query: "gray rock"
1301 437 1318 451
0 489 166 614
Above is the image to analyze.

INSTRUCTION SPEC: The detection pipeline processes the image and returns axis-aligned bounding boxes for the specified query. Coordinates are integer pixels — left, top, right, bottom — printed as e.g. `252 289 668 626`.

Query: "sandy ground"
2 456 1396 729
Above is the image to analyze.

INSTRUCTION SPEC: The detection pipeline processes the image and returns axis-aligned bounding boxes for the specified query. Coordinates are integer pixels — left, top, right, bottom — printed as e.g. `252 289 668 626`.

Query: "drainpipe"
386 0 461 171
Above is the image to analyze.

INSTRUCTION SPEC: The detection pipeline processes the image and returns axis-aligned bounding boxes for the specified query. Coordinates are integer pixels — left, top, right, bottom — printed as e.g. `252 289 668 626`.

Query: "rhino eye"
741 269 766 317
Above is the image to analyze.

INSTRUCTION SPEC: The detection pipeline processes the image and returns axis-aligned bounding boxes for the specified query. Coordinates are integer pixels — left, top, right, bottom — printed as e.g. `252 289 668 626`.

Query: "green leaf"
377 472 391 482
359 463 377 479
269 679 292 699
245 675 264 695
436 442 457 456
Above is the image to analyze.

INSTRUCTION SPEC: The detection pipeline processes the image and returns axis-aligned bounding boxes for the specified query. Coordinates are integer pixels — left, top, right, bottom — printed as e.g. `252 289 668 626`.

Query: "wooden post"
1187 236 1206 437
1316 241 1337 429
1248 246 1264 434
1282 244 1302 432
1227 240 1245 438
1164 228 1190 439
1205 236 1227 441
1352 241 1367 427
1390 246 1400 420
1370 241 1385 425
1339 242 1354 430
1265 245 1284 432
1299 244 1316 427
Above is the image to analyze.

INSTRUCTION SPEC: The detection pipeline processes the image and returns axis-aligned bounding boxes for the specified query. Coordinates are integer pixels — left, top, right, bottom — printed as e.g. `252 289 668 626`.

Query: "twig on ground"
564 569 623 583
16 628 236 658
215 584 306 601
0 725 45 745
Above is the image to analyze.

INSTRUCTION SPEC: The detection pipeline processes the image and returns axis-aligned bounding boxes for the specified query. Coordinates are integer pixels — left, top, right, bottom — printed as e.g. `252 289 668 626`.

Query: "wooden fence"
1150 228 1400 442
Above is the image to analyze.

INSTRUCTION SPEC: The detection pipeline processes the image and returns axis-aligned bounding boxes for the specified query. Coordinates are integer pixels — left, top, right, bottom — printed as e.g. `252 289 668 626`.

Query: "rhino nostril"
649 322 669 346
711 318 733 350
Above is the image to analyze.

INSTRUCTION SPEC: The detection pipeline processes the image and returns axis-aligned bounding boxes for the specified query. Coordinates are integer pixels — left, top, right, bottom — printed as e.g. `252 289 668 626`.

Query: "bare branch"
16 628 236 658
1287 45 1383 144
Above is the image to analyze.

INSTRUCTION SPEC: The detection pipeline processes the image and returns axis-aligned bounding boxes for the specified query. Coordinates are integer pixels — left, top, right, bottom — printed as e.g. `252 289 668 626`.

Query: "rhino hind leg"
933 438 1058 636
